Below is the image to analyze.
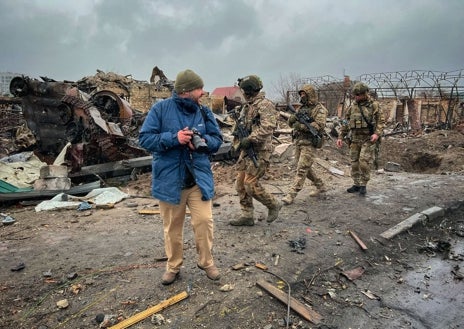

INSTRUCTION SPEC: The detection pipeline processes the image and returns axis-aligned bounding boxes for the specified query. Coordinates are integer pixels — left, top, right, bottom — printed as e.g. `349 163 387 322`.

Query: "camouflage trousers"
288 144 323 194
235 156 279 218
349 138 377 186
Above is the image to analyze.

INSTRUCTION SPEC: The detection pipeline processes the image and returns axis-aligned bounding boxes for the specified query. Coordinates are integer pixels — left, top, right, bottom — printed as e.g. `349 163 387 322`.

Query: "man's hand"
240 137 251 149
336 138 343 148
288 115 297 126
177 127 193 145
371 133 379 143
292 122 302 131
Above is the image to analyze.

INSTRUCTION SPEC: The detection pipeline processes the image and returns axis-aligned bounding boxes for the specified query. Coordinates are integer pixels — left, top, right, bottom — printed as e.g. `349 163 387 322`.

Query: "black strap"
359 104 374 134
199 105 209 125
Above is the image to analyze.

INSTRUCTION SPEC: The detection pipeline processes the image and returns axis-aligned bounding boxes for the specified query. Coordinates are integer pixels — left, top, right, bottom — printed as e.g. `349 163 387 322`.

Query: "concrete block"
384 162 401 172
272 143 294 162
380 213 427 239
420 206 445 220
33 177 71 191
40 165 69 178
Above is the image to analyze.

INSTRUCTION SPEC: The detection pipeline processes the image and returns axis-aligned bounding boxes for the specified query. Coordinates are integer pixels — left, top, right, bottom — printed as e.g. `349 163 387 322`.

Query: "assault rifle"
228 107 259 168
286 103 323 148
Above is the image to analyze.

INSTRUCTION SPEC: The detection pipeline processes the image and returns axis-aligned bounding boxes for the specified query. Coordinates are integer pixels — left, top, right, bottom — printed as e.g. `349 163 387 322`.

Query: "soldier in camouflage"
229 75 282 226
336 82 385 195
282 84 329 205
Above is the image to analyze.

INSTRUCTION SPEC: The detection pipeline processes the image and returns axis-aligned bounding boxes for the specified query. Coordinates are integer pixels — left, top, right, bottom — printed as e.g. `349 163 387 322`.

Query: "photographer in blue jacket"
139 69 223 285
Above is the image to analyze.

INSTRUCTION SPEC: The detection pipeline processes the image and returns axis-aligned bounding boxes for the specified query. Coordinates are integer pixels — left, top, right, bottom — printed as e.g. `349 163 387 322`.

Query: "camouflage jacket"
235 92 278 153
339 97 385 140
290 102 328 141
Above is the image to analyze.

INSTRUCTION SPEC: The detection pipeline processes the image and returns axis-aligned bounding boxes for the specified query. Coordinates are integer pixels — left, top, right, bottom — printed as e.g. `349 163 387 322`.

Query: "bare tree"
269 72 302 104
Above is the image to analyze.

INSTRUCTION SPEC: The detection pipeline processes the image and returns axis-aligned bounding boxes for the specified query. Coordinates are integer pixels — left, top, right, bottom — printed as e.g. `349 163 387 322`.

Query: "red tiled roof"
211 86 240 98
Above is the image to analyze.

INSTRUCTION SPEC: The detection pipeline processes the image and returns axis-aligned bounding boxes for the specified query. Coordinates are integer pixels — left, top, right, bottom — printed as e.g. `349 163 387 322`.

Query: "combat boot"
359 186 367 195
347 185 360 193
229 217 254 226
282 193 296 205
266 201 282 223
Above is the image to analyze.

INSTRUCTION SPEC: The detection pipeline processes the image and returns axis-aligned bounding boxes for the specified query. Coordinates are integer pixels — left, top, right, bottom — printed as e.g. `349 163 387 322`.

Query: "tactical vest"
349 101 374 130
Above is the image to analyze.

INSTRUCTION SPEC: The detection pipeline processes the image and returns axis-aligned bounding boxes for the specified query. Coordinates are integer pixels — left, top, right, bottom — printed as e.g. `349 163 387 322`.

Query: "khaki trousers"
159 185 214 273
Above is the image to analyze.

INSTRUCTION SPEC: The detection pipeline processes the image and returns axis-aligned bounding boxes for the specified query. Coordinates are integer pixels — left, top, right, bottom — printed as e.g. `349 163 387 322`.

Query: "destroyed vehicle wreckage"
7 76 234 178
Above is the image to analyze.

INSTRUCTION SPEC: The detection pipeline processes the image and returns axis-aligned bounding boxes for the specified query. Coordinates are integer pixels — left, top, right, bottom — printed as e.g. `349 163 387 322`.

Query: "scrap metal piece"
288 236 307 254
341 266 365 281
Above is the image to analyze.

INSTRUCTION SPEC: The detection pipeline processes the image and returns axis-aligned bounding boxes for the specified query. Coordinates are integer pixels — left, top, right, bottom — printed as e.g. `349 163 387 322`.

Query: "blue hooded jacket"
139 93 223 204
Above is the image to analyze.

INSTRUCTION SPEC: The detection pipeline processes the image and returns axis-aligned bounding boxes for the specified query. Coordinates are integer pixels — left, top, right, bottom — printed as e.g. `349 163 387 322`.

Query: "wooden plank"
256 280 322 325
349 230 368 250
109 291 188 329
255 263 268 270
138 209 160 214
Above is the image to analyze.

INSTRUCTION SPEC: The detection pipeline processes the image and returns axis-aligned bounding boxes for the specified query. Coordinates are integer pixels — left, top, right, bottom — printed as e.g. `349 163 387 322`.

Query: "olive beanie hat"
174 69 204 93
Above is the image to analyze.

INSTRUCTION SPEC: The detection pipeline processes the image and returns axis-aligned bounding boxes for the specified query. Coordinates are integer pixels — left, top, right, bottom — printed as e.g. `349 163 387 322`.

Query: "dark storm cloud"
0 0 463 99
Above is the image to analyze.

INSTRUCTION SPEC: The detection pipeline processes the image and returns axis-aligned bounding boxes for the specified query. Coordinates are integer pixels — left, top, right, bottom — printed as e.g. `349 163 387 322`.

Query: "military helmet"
352 82 369 95
238 75 263 94
298 84 318 104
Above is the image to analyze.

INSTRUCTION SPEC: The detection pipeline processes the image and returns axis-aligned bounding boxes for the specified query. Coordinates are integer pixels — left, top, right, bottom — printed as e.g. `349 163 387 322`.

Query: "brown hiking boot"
266 201 282 223
198 265 221 280
282 194 295 205
229 217 254 226
161 271 179 285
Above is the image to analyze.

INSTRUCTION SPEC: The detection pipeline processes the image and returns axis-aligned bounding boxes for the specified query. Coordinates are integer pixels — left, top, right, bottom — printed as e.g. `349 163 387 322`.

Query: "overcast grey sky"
1 0 463 98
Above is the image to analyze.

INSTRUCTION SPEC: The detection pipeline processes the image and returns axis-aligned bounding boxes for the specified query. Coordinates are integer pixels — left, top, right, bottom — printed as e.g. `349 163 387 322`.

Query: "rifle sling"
358 105 374 134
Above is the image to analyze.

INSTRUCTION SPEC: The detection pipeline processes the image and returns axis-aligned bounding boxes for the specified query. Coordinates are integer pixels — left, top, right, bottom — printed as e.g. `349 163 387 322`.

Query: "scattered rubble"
0 69 464 329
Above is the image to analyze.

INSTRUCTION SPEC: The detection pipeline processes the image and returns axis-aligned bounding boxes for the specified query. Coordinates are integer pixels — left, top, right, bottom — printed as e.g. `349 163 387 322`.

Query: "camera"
191 128 208 153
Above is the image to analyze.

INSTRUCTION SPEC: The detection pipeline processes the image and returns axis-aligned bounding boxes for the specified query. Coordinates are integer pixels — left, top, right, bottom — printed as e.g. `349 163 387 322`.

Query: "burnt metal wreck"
9 76 149 173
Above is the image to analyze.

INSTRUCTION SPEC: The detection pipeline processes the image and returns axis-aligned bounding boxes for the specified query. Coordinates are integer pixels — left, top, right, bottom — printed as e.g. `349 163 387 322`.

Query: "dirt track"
1 130 464 329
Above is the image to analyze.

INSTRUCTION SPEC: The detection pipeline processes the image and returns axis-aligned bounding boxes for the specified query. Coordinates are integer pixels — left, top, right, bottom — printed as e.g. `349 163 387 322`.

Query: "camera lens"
191 129 208 153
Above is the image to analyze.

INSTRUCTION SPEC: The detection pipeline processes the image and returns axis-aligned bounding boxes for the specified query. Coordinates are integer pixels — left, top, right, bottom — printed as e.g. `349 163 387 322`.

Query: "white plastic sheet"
35 187 130 212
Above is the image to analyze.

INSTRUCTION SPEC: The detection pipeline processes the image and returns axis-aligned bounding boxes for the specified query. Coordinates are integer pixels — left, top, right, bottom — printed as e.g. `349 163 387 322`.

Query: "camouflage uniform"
230 91 281 226
282 85 329 205
338 83 385 194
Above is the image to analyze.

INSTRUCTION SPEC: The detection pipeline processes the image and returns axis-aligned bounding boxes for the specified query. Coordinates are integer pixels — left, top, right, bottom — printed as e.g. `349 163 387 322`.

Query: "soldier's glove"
292 122 303 131
288 115 297 126
240 138 251 149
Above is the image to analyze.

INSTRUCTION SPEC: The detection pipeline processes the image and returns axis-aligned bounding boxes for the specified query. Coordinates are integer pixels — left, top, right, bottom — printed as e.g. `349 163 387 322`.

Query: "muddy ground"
1 129 464 329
